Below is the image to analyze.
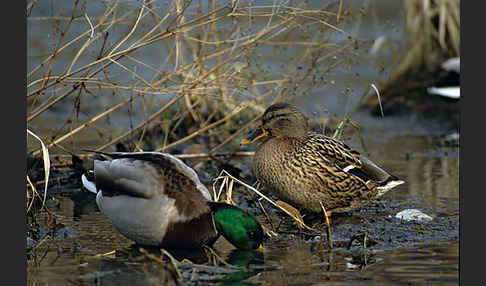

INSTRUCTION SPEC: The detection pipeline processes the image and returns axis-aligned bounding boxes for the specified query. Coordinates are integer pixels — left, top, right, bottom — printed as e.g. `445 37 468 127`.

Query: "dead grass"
27 0 354 155
382 0 460 91
212 169 314 231
26 130 50 213
26 0 364 213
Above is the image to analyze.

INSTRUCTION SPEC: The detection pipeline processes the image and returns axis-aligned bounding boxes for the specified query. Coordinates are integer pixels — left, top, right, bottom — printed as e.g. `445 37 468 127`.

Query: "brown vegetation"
364 0 460 121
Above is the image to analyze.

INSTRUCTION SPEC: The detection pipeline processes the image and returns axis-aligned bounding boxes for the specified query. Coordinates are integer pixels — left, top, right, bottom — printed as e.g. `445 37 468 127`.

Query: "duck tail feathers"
81 172 98 194
376 177 405 197
343 156 405 197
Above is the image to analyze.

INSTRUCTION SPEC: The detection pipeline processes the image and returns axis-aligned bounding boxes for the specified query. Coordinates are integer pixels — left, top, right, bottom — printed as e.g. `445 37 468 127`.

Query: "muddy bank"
265 201 459 251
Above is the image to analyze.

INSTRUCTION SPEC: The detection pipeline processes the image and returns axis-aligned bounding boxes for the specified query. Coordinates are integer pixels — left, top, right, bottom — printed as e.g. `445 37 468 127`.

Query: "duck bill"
241 128 269 145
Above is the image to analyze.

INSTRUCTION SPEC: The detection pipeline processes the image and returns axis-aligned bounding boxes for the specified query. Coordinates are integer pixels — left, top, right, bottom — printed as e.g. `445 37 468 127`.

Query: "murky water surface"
27 1 459 285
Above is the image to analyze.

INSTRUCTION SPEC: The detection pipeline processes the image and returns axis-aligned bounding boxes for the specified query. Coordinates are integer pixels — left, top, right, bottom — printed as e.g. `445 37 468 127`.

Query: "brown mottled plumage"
242 103 404 214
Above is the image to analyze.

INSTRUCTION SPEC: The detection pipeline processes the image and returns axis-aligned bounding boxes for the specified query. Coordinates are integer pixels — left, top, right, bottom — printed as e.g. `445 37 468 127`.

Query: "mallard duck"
81 151 263 250
241 103 404 215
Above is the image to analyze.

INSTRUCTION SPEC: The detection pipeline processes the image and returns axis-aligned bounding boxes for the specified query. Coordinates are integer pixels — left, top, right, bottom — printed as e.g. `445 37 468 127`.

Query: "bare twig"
156 104 247 152
28 1 351 168
319 201 333 249
213 170 314 231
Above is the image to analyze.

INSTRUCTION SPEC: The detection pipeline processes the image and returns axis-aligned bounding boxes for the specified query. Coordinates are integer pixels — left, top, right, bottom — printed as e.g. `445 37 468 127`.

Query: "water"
26 126 459 285
27 1 459 285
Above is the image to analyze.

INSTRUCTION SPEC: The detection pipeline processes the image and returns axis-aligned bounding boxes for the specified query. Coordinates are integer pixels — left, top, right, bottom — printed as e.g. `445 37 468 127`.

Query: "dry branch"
27 0 350 164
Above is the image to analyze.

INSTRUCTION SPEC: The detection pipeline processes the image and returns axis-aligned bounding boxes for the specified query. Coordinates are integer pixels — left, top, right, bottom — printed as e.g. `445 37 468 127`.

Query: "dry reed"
27 0 353 156
27 0 356 213
383 0 460 91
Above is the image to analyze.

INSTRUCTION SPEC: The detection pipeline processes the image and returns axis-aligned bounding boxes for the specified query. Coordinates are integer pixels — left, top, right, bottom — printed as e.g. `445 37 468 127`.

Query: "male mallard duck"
241 103 404 215
81 151 263 250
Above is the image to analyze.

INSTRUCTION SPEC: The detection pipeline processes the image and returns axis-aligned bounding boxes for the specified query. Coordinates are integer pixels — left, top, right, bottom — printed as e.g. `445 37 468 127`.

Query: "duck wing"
90 152 209 199
305 133 403 186
306 133 362 169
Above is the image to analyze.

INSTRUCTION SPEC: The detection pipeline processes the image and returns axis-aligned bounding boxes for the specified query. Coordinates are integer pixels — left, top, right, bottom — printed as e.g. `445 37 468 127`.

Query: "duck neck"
160 211 219 249
256 135 304 154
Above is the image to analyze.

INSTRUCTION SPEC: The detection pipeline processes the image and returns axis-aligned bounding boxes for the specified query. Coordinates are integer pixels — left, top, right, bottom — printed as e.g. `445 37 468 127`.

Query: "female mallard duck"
81 151 263 250
241 103 404 215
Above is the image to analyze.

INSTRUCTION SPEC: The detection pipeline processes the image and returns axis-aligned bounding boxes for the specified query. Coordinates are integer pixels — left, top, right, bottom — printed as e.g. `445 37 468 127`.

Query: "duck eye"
275 118 291 129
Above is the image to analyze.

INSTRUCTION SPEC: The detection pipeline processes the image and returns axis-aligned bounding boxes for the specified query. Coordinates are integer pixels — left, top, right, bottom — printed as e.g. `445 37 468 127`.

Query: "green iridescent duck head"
208 202 264 250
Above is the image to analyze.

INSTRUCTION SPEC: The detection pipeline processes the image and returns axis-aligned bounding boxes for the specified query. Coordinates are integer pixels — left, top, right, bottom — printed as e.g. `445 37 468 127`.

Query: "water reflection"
405 156 458 210
217 249 265 285
355 134 459 214
371 243 459 286
76 259 179 286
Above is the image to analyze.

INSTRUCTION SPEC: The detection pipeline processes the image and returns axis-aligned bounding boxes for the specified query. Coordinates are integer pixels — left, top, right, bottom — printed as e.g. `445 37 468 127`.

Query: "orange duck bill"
241 127 269 145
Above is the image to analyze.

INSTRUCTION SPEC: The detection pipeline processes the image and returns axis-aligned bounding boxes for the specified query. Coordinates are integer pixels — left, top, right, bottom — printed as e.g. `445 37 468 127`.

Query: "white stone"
395 209 433 222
